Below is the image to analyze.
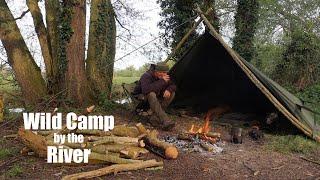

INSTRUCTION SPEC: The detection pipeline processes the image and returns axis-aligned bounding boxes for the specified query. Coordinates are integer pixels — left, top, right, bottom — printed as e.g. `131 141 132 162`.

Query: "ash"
162 135 224 154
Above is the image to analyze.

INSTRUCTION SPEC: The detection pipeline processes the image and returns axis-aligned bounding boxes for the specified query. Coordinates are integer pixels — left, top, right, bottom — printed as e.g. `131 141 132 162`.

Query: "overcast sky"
0 0 166 70
0 0 233 71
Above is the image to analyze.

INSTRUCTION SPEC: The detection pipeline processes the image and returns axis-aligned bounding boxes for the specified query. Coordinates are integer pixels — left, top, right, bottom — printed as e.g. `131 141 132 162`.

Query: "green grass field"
113 76 139 85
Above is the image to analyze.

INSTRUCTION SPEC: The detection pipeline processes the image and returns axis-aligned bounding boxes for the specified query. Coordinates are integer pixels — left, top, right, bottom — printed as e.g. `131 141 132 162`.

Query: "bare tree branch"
0 9 30 23
114 14 132 37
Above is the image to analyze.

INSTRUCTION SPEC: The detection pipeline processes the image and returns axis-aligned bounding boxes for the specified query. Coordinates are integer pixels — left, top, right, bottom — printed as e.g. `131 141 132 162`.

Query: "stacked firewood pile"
17 107 178 179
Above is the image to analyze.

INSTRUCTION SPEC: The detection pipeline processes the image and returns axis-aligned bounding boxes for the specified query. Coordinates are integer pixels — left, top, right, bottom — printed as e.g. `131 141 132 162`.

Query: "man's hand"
163 90 171 99
162 74 170 82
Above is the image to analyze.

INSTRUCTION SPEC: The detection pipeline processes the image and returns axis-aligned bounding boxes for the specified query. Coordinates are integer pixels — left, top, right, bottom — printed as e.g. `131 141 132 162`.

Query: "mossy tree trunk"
86 0 116 99
27 0 59 94
0 1 47 105
64 0 94 106
233 0 259 62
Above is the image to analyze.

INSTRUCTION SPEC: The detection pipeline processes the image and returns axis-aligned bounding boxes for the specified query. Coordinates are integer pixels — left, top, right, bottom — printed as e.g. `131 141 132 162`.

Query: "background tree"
0 0 117 106
232 0 259 62
0 0 47 105
87 0 116 99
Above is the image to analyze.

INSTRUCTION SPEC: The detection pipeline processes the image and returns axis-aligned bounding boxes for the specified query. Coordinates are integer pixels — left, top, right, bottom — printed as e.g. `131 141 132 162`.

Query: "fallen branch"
62 159 163 180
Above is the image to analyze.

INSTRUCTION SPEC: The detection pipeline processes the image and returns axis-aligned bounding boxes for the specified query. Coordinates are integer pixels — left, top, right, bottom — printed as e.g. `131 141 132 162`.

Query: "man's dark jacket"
133 70 176 96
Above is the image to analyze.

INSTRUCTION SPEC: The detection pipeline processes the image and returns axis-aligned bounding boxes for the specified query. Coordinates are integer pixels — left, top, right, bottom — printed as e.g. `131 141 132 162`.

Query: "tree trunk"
0 1 47 105
27 0 58 94
64 0 94 106
203 0 220 33
233 0 259 62
86 0 116 99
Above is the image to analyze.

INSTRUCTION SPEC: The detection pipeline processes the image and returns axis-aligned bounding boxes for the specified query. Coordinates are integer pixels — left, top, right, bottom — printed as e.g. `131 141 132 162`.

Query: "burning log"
200 142 214 152
62 159 163 180
177 133 193 141
142 130 178 159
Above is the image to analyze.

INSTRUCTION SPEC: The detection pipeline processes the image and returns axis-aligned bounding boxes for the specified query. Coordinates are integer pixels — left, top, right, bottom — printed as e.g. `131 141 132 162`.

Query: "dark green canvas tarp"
170 31 320 141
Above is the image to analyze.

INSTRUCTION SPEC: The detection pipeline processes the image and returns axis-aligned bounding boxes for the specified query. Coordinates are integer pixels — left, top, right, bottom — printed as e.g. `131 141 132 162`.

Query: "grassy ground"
265 134 320 154
113 76 139 85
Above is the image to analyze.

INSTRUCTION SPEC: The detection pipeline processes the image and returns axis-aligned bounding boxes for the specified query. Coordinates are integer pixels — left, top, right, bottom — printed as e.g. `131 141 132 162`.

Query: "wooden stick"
62 159 163 180
300 156 320 166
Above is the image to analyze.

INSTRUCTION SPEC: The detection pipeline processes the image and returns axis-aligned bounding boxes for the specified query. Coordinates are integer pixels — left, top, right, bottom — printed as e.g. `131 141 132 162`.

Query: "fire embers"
163 134 224 154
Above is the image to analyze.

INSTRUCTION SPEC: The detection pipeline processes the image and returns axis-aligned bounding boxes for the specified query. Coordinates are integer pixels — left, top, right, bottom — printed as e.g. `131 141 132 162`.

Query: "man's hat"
155 62 169 72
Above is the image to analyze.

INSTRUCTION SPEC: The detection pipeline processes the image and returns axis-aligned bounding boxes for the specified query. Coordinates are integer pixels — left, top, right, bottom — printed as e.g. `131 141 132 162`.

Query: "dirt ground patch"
0 110 319 179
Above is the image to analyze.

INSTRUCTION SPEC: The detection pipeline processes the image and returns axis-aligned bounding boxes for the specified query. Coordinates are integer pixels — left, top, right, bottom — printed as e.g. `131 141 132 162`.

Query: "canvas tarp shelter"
169 29 320 142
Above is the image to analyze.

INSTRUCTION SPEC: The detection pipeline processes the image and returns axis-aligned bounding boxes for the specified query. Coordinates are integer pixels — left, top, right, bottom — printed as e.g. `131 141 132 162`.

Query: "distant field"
113 76 139 85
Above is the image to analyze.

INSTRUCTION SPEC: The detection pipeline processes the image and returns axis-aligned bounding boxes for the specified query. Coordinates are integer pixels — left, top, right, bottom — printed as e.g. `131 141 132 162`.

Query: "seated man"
133 62 176 130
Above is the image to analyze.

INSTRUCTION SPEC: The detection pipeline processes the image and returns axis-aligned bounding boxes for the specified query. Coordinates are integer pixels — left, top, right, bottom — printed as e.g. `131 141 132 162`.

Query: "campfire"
188 109 220 144
164 109 223 153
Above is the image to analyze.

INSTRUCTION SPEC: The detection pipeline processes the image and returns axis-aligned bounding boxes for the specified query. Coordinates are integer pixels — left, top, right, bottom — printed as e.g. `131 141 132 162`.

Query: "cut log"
112 125 140 137
142 130 178 159
177 133 193 141
200 142 214 152
90 136 139 146
135 123 148 134
206 132 221 139
89 152 141 164
120 147 149 159
91 144 131 153
76 129 111 136
18 128 47 157
62 159 163 180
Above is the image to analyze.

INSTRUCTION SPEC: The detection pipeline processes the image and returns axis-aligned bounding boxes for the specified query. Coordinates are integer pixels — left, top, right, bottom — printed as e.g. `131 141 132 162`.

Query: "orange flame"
188 109 214 134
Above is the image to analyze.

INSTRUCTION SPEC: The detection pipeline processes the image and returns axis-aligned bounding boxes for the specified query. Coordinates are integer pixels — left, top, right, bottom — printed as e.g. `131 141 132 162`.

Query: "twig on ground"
300 156 320 166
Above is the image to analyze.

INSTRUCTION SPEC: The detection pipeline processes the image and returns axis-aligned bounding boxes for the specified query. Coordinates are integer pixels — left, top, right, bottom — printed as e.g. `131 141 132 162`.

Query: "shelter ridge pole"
164 8 213 63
